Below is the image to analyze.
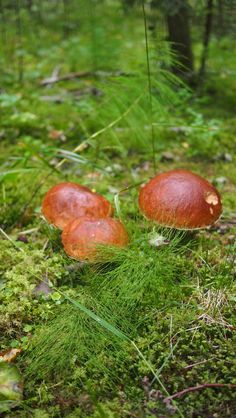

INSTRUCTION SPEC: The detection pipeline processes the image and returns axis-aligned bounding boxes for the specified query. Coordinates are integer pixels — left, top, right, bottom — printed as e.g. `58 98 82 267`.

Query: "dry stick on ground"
40 70 133 86
183 357 216 370
43 65 61 88
165 383 236 401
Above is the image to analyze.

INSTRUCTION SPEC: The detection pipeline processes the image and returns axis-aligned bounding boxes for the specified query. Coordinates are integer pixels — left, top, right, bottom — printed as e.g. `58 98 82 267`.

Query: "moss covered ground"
0 4 235 417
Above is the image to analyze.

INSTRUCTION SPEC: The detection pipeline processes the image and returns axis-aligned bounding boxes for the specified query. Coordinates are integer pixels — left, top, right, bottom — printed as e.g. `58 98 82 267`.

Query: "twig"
166 383 236 400
183 357 215 370
19 227 39 235
0 228 24 252
40 70 133 86
197 313 236 331
44 65 61 88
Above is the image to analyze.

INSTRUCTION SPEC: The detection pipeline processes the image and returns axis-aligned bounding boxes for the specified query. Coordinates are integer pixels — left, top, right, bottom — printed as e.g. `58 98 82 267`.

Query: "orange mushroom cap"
42 182 114 229
139 169 222 230
62 216 129 261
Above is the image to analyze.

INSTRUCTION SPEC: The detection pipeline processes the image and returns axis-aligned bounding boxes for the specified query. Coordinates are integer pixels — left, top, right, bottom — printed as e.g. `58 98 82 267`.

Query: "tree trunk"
122 0 137 12
62 0 70 39
217 0 224 37
199 0 214 80
166 1 194 77
26 0 33 12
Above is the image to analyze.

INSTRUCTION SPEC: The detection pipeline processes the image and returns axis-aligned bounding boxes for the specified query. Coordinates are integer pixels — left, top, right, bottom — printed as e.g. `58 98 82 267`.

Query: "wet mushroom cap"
139 169 222 229
62 216 129 261
42 182 114 229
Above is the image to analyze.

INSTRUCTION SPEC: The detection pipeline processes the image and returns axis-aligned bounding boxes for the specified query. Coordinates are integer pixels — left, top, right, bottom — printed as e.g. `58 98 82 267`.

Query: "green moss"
0 240 66 342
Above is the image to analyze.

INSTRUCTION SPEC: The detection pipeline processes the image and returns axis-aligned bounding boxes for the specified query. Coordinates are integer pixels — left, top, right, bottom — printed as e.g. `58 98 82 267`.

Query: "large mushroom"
139 169 222 230
62 216 129 261
42 182 114 229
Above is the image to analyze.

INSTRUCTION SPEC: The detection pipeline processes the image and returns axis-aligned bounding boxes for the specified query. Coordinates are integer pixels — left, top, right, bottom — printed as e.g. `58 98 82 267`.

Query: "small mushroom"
139 169 222 230
62 216 129 261
42 182 114 229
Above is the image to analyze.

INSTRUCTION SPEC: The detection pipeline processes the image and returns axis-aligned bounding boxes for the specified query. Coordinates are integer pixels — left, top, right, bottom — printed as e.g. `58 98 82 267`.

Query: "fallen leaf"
213 176 227 186
213 152 233 162
16 234 28 243
85 172 102 180
160 151 175 162
33 279 52 297
48 129 66 142
0 362 23 404
0 349 21 363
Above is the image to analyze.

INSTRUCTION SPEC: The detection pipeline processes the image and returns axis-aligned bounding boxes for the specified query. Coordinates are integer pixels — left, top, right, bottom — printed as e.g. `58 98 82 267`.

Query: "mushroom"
42 182 114 229
62 216 129 261
139 169 222 229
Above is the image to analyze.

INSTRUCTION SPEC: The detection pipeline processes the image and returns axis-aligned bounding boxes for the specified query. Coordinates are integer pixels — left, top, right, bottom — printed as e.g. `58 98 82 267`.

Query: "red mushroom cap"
139 169 222 230
62 216 129 261
42 182 114 229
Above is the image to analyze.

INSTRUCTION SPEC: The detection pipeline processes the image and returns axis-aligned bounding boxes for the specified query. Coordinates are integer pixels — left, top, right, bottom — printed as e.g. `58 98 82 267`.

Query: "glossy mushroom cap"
139 169 222 230
62 216 129 261
42 182 114 229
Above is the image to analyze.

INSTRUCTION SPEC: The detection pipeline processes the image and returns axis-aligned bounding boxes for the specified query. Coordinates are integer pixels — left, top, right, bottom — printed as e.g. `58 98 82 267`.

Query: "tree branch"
40 70 133 86
166 383 236 401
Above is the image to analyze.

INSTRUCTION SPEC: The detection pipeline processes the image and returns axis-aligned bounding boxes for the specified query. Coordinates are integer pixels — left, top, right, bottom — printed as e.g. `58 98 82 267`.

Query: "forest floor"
0 14 236 418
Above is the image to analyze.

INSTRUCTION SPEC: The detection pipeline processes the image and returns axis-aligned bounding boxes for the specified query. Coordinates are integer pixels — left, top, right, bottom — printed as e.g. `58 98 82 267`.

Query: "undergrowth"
0 1 236 417
24 229 189 378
